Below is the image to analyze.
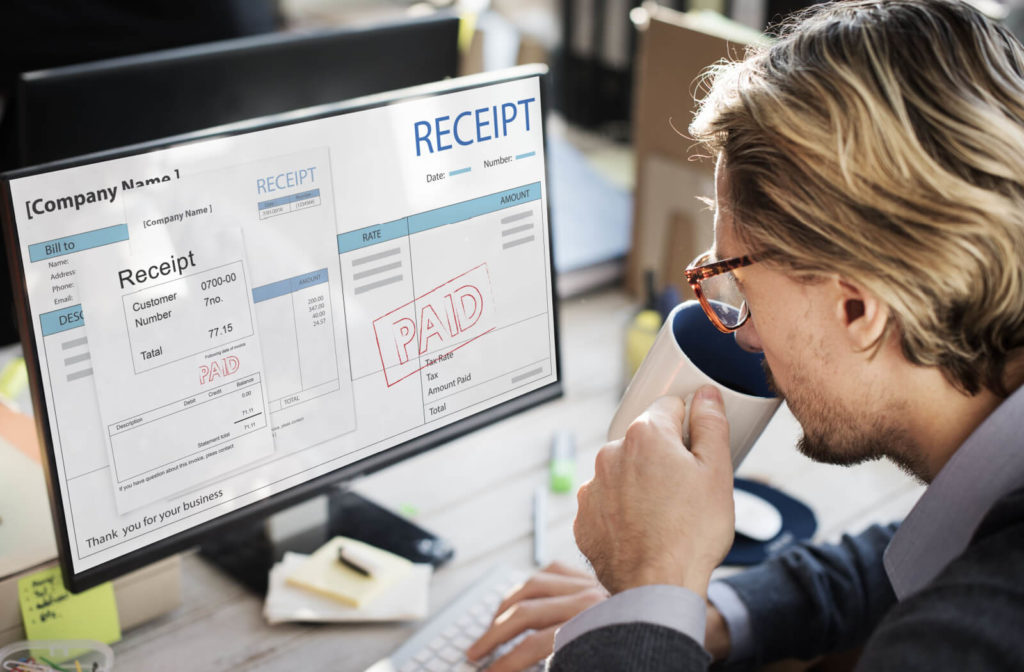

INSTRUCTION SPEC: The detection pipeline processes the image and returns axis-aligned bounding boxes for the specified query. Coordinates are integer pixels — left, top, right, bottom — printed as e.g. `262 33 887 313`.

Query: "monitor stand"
198 485 454 594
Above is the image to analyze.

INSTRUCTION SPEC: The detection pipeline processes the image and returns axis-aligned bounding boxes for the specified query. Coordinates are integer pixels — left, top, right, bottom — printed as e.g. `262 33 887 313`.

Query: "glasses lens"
701 271 748 328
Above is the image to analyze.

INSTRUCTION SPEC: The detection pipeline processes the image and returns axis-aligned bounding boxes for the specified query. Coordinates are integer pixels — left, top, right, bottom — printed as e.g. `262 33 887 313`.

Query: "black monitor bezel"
12 12 461 168
0 65 562 592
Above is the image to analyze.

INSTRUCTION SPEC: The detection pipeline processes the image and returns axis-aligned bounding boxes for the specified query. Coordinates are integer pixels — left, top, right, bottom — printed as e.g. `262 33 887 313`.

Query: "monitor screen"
1 66 560 591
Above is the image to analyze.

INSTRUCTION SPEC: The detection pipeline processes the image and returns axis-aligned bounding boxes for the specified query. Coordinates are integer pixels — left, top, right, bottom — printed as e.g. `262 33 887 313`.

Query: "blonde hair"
691 0 1024 396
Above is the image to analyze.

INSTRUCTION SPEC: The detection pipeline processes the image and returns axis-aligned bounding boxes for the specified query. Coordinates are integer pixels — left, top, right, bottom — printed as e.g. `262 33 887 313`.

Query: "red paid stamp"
199 355 240 385
373 263 495 386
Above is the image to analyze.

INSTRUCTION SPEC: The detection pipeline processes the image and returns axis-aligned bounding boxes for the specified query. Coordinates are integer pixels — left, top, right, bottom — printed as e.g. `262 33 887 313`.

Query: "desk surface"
111 287 924 671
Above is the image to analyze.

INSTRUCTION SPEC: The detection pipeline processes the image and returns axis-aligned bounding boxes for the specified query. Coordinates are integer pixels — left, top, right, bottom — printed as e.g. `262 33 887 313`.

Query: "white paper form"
333 78 555 441
120 149 357 465
78 227 274 513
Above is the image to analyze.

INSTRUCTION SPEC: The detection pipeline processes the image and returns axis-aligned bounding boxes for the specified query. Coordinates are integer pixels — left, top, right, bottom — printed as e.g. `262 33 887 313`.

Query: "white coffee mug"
608 301 782 470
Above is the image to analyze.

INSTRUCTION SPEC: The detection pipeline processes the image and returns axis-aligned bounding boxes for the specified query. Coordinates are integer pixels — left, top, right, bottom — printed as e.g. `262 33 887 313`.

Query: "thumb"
689 385 731 467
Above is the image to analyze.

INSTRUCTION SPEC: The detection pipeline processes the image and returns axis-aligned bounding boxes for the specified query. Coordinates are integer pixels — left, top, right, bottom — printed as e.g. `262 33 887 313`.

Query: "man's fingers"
688 385 731 469
630 396 687 445
493 572 600 619
483 626 558 672
468 591 605 661
541 561 593 579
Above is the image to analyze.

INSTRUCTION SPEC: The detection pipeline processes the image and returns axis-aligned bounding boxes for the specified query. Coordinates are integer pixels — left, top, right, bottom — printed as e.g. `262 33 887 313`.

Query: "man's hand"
466 562 607 671
574 387 735 597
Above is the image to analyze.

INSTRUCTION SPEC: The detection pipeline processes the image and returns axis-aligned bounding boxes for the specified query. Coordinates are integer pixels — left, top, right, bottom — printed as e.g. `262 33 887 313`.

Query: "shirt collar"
884 384 1024 599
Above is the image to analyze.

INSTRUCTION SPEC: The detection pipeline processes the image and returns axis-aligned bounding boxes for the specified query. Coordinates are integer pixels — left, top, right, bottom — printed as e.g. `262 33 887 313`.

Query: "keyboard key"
454 663 478 672
452 635 474 649
414 649 433 664
429 637 447 651
425 659 448 672
438 647 463 664
399 661 419 672
442 625 459 639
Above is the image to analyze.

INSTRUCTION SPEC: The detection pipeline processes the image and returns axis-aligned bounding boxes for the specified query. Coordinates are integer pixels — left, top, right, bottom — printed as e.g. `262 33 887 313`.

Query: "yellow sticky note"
286 536 412 608
18 566 121 644
458 14 478 54
0 356 27 401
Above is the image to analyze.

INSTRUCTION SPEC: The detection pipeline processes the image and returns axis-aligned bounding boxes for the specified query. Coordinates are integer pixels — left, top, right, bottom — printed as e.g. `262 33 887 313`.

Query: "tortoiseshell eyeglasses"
683 251 759 333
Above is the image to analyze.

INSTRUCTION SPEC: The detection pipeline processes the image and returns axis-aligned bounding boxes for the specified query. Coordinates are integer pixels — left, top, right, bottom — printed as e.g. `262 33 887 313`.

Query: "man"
467 0 1024 668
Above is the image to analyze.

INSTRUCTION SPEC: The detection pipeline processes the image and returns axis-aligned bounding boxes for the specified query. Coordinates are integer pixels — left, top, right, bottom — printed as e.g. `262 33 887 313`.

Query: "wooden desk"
112 287 923 671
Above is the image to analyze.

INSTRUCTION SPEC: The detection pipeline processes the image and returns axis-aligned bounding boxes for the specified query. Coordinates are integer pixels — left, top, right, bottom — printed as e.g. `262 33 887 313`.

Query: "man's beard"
760 359 928 482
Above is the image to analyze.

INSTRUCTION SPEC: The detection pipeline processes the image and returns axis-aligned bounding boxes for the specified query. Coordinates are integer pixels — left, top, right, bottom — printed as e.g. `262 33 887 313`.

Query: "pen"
533 485 548 567
337 545 373 577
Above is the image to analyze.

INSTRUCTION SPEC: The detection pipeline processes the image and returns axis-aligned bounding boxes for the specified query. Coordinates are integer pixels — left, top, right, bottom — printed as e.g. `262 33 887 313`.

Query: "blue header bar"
40 305 84 336
252 268 329 303
258 188 321 210
28 224 128 263
408 182 540 235
337 218 409 254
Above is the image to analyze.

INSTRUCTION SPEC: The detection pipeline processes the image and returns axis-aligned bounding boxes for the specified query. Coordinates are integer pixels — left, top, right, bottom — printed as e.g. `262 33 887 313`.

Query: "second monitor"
12 14 461 168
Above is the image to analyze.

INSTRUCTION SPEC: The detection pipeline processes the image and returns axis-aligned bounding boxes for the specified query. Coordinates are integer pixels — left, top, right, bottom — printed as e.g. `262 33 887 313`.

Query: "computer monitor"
12 13 461 168
0 65 560 592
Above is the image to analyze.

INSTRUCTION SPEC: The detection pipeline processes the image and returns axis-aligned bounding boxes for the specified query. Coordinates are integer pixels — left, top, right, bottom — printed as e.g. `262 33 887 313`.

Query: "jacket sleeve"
549 522 899 671
549 622 711 671
718 523 898 666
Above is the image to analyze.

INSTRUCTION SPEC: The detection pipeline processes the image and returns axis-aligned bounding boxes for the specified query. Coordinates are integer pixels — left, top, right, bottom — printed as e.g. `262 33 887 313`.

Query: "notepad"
265 552 430 624
285 536 413 608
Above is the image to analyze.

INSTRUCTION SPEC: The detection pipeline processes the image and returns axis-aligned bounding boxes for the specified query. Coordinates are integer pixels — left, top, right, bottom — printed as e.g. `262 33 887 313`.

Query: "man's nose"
734 319 763 353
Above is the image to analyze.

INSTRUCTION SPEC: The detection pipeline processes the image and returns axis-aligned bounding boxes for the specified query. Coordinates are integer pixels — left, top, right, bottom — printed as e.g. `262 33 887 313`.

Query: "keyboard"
366 564 546 672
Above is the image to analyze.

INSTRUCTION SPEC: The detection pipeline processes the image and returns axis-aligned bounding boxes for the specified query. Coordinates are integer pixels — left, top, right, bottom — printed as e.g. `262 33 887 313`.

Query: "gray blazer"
549 487 1024 671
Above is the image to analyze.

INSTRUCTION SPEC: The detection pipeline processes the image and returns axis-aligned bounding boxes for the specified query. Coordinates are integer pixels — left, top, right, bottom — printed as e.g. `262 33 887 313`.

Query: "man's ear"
834 278 888 350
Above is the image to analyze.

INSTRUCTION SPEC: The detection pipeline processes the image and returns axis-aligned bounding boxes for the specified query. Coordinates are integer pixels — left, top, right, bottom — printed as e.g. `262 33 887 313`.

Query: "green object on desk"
549 458 575 494
18 566 121 645
549 430 576 494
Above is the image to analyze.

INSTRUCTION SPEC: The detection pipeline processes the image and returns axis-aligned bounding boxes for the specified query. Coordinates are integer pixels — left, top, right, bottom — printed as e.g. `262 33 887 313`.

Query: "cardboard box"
628 6 767 296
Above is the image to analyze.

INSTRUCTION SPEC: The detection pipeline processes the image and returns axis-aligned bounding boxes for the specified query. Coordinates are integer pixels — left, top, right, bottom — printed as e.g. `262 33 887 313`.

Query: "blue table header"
258 188 321 210
337 218 409 254
252 268 329 303
408 182 541 235
40 304 84 336
28 224 128 263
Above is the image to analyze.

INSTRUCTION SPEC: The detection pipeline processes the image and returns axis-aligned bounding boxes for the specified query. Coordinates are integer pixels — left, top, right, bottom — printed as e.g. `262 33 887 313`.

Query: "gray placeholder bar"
352 247 401 267
511 367 543 384
353 261 402 281
502 222 534 237
67 368 94 382
64 353 91 366
354 275 404 295
502 236 535 250
501 209 533 224
62 336 88 350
